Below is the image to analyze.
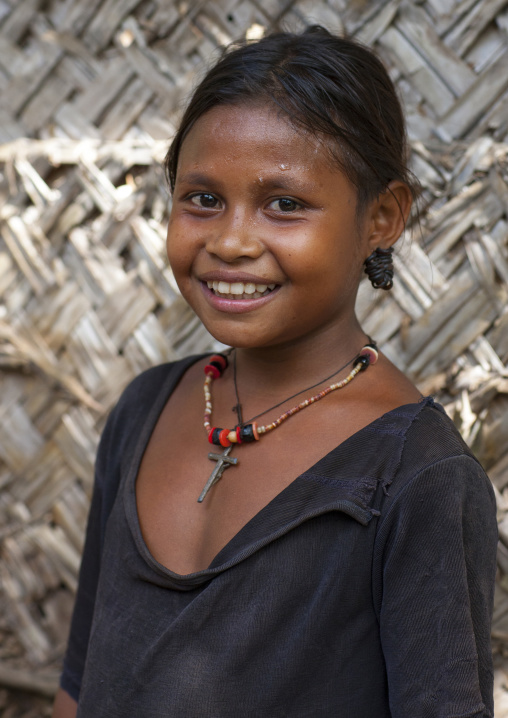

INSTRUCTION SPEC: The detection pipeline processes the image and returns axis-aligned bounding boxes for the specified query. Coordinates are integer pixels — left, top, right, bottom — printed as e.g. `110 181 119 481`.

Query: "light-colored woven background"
1 0 508 714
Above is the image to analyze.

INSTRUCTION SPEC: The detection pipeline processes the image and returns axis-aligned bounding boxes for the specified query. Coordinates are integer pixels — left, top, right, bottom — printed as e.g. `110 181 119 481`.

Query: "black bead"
218 353 229 369
239 424 256 443
356 355 370 371
209 360 225 374
211 428 222 445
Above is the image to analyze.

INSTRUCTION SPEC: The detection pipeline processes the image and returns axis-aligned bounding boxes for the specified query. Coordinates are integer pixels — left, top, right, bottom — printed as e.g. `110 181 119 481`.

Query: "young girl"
53 26 497 718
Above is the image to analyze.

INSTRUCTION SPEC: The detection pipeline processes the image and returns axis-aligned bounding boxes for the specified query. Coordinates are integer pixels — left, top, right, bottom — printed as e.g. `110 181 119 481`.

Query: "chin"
204 323 276 350
207 331 263 350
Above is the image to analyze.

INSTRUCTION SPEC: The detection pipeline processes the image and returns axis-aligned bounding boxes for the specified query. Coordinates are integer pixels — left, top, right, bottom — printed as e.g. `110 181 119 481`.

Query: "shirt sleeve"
59 404 124 701
373 454 497 718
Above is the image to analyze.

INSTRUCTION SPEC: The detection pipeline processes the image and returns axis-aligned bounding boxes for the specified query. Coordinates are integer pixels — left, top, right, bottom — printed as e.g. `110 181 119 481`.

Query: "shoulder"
117 356 196 406
95 354 207 468
379 398 496 520
397 398 484 476
110 354 206 427
347 393 495 514
358 349 486 479
373 401 497 586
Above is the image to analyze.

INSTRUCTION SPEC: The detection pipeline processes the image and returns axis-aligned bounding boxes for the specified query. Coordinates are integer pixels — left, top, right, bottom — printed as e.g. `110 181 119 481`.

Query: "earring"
364 247 394 290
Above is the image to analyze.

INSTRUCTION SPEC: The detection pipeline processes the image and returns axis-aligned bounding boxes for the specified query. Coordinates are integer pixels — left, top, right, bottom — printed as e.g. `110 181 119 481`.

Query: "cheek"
166 241 194 302
166 223 192 276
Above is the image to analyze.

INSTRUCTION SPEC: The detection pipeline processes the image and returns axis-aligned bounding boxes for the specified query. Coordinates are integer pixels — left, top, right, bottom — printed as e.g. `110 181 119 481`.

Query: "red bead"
219 429 231 447
208 428 218 444
210 353 228 370
236 426 243 444
204 364 221 379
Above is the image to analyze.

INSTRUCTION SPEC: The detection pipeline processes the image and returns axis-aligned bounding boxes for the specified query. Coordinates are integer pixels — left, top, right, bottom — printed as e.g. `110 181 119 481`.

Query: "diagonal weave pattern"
0 0 508 712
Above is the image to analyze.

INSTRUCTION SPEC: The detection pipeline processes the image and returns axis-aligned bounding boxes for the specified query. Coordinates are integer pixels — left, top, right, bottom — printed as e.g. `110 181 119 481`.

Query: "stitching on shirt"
366 426 409 438
302 473 380 513
302 472 378 483
301 473 378 489
379 399 437 494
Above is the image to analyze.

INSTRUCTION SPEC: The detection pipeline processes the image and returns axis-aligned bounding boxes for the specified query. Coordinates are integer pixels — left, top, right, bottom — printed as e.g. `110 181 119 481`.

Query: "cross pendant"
198 446 239 503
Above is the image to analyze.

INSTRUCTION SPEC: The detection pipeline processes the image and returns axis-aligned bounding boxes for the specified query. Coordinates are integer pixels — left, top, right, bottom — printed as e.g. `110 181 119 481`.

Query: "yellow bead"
228 430 237 443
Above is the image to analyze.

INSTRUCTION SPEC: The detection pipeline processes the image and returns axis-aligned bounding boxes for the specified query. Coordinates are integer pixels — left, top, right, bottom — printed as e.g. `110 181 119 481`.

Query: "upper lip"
198 270 280 285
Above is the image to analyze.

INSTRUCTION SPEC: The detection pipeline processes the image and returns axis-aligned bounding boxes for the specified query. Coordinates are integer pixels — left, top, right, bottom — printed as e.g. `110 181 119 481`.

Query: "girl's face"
167 103 372 350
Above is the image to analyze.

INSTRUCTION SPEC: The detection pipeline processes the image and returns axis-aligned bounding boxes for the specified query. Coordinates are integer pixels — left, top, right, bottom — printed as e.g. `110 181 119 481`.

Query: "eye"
268 198 302 213
189 193 221 209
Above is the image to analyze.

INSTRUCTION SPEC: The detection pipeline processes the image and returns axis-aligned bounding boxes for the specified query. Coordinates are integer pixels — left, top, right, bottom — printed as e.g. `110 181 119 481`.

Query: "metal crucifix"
197 446 238 503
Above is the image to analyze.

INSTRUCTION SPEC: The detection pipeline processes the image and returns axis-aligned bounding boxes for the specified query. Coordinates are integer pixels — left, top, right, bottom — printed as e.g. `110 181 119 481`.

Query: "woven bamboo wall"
1 0 508 714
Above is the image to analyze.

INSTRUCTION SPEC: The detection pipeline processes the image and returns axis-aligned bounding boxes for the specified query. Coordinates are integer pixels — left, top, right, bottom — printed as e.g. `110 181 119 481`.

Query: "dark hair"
165 26 419 214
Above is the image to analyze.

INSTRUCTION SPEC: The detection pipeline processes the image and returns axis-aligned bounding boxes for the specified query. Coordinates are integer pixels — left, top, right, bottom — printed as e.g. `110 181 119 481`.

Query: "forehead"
176 103 341 178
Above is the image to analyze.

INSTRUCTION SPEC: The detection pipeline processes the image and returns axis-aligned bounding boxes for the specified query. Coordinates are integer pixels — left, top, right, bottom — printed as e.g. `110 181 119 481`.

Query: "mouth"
205 280 277 300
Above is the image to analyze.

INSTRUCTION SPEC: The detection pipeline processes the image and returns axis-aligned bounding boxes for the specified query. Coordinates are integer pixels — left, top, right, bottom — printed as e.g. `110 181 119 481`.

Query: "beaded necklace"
197 342 379 502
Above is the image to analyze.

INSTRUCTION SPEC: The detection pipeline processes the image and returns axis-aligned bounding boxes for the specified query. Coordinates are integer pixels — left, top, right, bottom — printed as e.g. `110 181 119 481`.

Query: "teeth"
230 282 244 295
206 280 277 298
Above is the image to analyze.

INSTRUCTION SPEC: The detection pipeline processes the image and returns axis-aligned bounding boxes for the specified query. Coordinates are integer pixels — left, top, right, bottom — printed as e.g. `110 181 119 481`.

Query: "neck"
231 318 368 400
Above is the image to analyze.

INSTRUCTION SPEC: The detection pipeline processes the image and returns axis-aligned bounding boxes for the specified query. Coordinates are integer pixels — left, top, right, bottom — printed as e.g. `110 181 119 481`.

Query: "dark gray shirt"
61 355 497 717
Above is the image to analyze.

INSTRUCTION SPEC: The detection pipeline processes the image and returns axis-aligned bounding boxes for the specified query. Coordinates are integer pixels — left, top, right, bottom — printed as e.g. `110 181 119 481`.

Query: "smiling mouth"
206 280 277 299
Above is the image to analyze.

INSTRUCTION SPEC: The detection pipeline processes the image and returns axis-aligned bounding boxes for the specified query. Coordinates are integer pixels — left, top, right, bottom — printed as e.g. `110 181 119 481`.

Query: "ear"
365 181 413 254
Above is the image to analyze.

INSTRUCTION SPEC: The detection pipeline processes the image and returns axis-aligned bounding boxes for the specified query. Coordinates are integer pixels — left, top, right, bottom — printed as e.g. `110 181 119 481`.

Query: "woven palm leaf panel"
0 0 508 714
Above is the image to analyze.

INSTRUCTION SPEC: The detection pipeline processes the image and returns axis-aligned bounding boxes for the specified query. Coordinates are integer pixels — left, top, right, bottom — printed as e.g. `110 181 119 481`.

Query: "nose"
205 209 263 262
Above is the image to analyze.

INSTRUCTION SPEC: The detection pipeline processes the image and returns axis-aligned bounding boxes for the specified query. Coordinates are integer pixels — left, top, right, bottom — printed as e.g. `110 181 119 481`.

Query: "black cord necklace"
231 348 364 427
198 340 378 502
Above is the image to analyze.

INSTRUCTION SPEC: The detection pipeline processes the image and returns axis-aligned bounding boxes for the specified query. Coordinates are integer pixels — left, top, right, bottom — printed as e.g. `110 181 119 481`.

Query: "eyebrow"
176 171 219 187
254 176 307 192
176 171 313 195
